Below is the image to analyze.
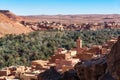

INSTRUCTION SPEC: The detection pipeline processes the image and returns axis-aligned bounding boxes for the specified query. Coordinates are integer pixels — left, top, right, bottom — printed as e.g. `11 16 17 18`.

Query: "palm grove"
0 29 120 68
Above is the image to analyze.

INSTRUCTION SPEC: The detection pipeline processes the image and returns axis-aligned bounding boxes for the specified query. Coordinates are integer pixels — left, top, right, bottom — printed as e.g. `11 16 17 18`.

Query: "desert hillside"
0 10 32 37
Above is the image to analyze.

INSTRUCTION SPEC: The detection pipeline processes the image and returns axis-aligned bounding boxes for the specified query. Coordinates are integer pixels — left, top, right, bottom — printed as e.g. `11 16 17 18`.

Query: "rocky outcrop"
61 69 79 80
107 36 120 80
99 73 115 80
38 66 61 80
74 56 107 80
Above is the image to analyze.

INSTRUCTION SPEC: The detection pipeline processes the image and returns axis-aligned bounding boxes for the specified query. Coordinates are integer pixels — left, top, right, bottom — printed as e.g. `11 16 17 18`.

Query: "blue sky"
0 0 120 15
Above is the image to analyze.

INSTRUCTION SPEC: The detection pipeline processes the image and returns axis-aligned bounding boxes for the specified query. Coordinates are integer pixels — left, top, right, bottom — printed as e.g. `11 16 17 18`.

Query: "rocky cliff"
74 56 107 80
107 36 120 80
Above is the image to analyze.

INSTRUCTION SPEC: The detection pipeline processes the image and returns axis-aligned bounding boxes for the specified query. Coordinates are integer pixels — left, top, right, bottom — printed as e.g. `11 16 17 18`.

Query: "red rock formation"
74 56 107 80
107 36 120 80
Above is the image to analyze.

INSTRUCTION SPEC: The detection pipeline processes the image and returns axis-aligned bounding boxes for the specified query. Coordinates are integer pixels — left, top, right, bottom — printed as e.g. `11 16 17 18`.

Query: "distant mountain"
0 10 32 37
22 14 120 24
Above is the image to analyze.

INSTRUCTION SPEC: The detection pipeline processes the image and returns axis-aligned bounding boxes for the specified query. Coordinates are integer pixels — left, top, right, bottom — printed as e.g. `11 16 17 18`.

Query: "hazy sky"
0 0 120 15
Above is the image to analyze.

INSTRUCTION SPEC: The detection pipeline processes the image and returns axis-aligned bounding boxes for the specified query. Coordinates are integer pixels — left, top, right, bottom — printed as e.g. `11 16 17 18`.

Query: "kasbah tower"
76 37 82 54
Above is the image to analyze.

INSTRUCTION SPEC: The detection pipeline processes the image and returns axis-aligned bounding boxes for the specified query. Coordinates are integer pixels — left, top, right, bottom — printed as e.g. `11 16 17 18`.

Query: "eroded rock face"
74 56 107 80
61 69 79 80
107 36 120 80
38 67 61 80
99 73 115 80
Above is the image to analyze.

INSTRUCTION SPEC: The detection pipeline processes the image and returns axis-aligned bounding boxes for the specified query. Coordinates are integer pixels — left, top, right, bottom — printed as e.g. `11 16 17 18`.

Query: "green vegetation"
0 29 120 68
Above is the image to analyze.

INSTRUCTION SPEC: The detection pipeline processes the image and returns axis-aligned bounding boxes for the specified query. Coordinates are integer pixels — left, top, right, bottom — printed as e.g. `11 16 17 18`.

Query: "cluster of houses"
21 21 120 31
0 37 117 80
21 21 64 31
